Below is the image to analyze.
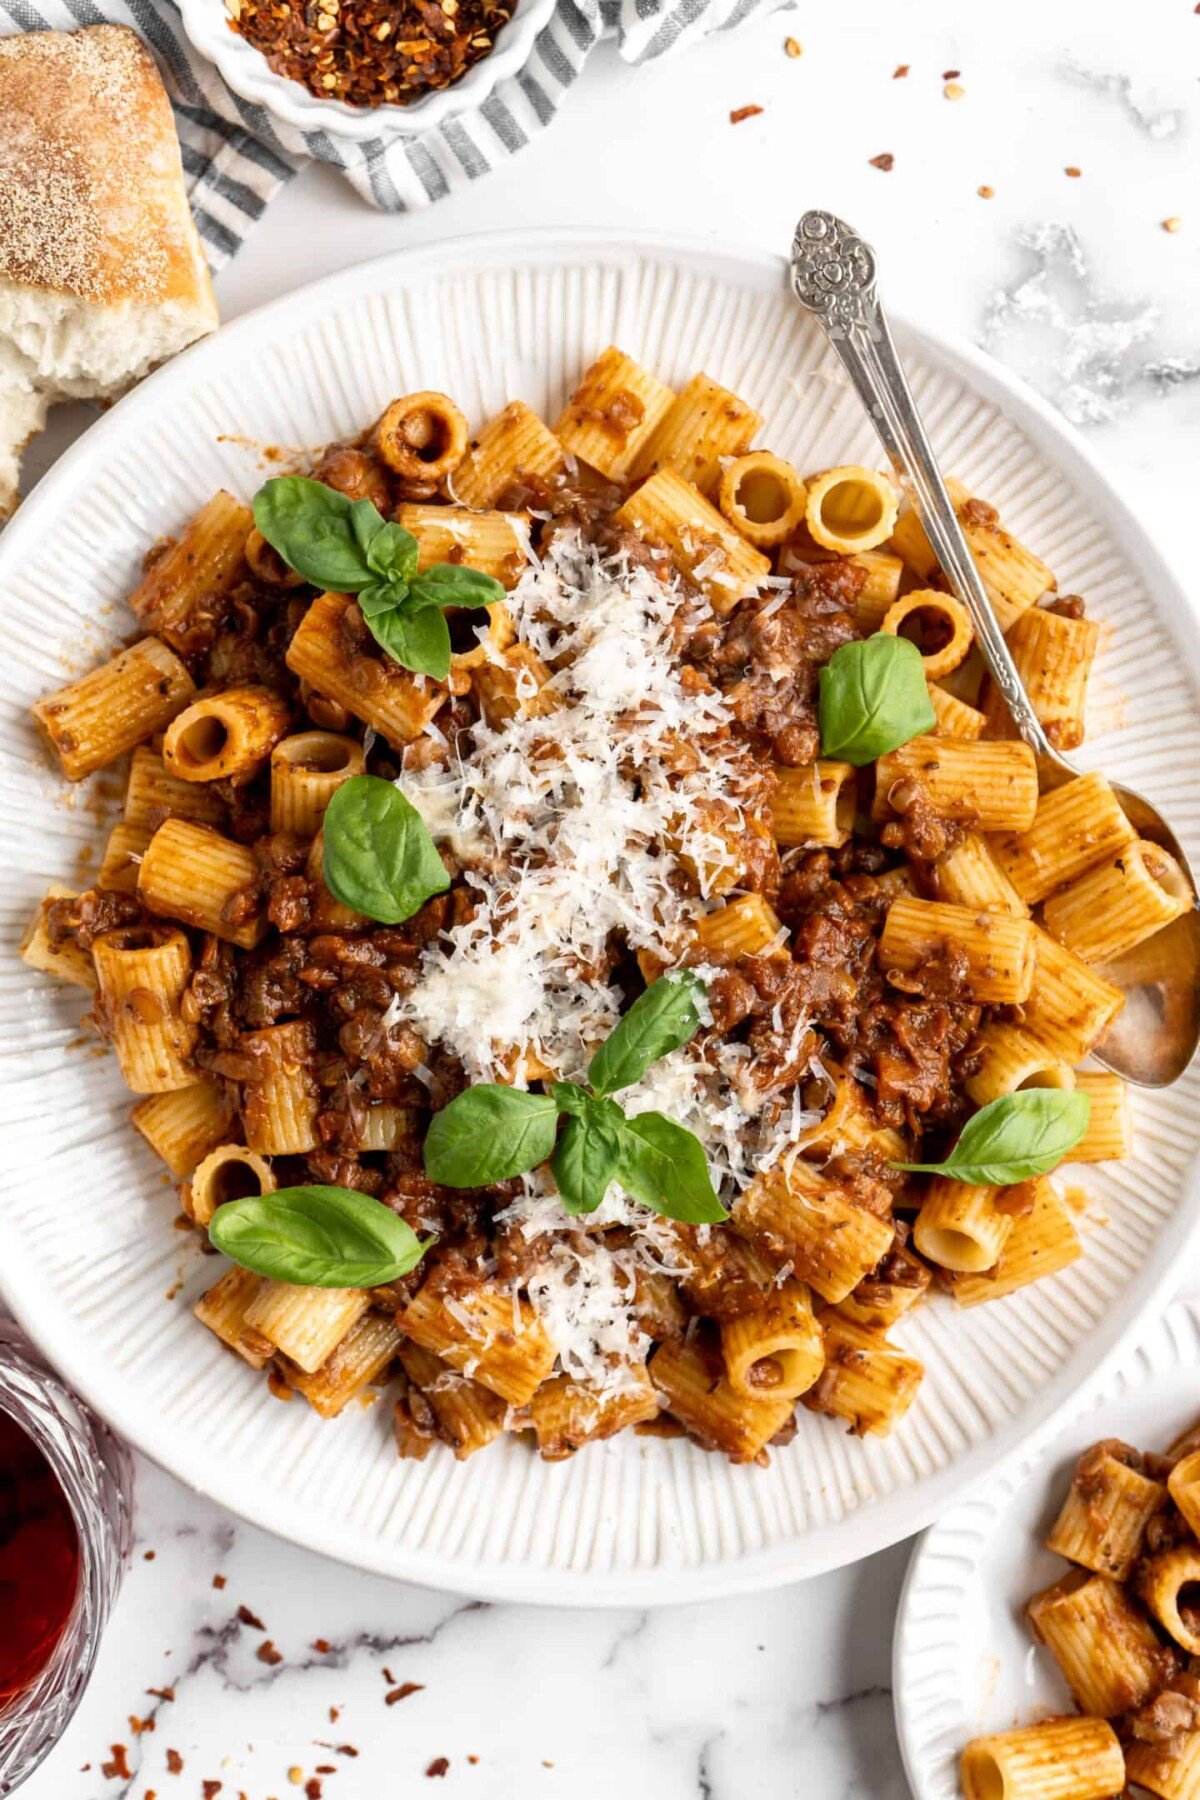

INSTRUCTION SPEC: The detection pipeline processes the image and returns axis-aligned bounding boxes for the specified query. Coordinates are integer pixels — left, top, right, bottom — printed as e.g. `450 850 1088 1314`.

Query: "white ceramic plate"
3 231 1200 1606
894 1297 1200 1800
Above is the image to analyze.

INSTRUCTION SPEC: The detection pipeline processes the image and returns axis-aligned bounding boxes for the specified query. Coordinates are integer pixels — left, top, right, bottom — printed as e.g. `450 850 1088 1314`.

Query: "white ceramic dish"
3 230 1200 1606
176 0 558 141
894 1297 1200 1800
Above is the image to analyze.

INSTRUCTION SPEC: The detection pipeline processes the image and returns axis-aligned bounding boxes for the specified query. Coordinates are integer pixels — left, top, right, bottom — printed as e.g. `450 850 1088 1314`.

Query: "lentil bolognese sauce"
26 354 1183 1465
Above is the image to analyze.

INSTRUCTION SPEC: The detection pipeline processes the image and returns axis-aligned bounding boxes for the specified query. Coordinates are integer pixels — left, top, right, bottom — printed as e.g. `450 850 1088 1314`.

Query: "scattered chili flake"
202 1783 222 1800
426 1760 450 1779
312 1639 331 1654
336 1745 359 1757
943 81 964 100
942 67 960 78
288 1768 305 1786
468 1756 479 1766
147 1687 175 1702
869 153 895 171
305 1782 322 1800
382 1669 396 1684
329 1708 341 1724
1065 165 1081 177
729 104 763 124
316 1766 336 1775
783 36 802 56
166 1749 184 1774
257 1640 284 1666
228 0 518 109
237 1605 266 1630
129 1714 156 1735
102 1746 132 1780
386 1682 425 1705
1163 216 1183 232
892 62 909 77
212 1575 226 1590
144 1550 156 1561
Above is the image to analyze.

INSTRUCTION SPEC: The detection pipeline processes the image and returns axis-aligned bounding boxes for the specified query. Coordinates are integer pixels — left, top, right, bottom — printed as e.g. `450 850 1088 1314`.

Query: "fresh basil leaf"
587 972 707 1098
322 774 449 924
349 497 389 561
208 1184 429 1288
424 1084 560 1187
409 563 506 610
893 1089 1092 1185
357 578 408 620
818 633 936 766
363 598 453 680
252 477 377 592
365 521 420 584
552 1081 593 1119
552 1100 625 1214
611 1110 727 1224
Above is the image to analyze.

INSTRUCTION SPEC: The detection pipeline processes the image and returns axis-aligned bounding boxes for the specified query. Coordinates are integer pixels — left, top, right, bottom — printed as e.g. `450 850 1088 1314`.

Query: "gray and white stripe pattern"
0 0 791 246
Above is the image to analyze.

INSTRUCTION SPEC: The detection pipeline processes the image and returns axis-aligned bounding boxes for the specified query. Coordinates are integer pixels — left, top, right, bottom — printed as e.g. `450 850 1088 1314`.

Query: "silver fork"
789 208 1200 1087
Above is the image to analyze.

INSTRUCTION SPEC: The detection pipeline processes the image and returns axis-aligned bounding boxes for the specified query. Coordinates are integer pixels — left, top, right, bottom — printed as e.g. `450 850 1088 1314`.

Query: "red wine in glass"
0 1406 80 1706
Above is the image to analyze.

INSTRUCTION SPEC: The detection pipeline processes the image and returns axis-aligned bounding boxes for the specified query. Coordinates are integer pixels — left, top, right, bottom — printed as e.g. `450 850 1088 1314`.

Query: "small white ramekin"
176 0 558 142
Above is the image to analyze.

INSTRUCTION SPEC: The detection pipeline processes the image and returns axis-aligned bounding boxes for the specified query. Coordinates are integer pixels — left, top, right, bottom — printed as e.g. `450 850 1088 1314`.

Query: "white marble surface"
15 1 1200 1793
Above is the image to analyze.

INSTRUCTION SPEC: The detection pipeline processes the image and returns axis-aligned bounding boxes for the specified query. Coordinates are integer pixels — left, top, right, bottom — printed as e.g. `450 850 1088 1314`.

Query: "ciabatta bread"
0 25 219 517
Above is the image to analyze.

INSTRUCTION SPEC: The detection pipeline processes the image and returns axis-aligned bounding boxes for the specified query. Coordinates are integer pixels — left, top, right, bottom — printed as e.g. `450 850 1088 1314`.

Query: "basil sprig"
252 476 504 680
423 972 726 1224
322 774 449 924
893 1089 1092 1186
819 632 936 765
208 1185 430 1287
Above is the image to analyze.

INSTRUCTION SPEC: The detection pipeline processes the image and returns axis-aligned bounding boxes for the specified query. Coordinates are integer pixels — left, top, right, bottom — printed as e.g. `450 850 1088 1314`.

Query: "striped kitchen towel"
0 0 791 254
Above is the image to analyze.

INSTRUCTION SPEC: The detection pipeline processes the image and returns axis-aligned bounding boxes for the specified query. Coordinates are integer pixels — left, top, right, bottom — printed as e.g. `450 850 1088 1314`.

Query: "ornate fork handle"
790 210 1066 771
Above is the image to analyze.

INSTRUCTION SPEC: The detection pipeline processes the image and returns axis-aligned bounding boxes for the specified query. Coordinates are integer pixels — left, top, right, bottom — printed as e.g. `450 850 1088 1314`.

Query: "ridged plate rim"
2 228 1199 1605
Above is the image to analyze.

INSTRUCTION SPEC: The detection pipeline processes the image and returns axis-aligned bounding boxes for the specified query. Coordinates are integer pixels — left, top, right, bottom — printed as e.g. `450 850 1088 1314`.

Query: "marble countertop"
17 1 1200 1793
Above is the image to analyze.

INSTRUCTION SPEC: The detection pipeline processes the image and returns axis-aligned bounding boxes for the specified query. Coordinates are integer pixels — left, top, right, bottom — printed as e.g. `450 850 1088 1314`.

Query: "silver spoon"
788 208 1200 1087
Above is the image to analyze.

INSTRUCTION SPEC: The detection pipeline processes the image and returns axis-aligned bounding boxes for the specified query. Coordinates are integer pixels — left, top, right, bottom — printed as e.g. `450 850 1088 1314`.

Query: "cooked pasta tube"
732 1163 894 1304
137 819 265 950
529 1366 661 1460
1066 1071 1132 1162
614 467 771 612
836 1246 931 1331
472 643 558 727
721 1281 825 1401
128 492 253 650
131 1081 233 1178
926 682 987 741
802 1314 923 1437
351 1104 416 1153
1019 927 1125 1061
396 503 529 589
243 1283 370 1376
306 832 363 932
1027 1569 1166 1715
913 1179 1015 1274
716 452 807 548
239 1019 321 1155
1138 1546 1200 1653
1169 1449 1200 1540
19 886 96 989
124 745 226 830
1047 1441 1166 1580
397 1342 509 1459
286 1313 405 1419
880 589 973 681
184 1142 276 1228
1125 1731 1200 1800
92 925 196 1094
1042 839 1192 965
447 601 516 677
961 1718 1124 1800
995 772 1135 906
845 551 904 630
879 896 1036 1005
873 736 1039 832
649 1329 797 1462
163 686 292 784
983 605 1100 752
668 1225 778 1320
964 1024 1077 1108
931 832 1028 917
286 592 449 747
32 636 195 780
805 466 898 554
629 371 762 492
400 1277 556 1406
193 1266 271 1370
98 820 152 894
554 346 675 480
692 893 784 958
888 478 1054 630
770 761 856 848
269 731 365 837
375 390 468 486
451 400 565 509
947 1179 1081 1306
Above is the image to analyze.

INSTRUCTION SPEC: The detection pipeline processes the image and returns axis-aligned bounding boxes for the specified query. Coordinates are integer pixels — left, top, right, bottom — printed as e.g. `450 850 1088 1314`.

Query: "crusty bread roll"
0 25 219 517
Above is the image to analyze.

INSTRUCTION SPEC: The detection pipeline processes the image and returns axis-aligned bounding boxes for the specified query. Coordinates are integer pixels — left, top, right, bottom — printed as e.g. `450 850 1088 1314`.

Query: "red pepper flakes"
783 36 802 56
729 103 763 123
166 1748 184 1774
942 67 960 77
467 1756 479 1766
257 1640 284 1666
144 1550 156 1561
237 1605 266 1630
129 1714 156 1735
228 0 517 110
212 1574 226 1590
202 1783 222 1800
977 184 994 198
336 1745 359 1757
305 1782 322 1800
147 1686 175 1702
316 1766 337 1775
102 1746 132 1780
426 1759 450 1779
892 62 909 77
1163 216 1183 232
312 1638 332 1654
869 153 895 171
329 1708 341 1723
386 1682 425 1705
1065 165 1081 177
